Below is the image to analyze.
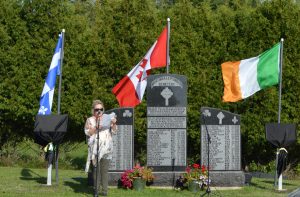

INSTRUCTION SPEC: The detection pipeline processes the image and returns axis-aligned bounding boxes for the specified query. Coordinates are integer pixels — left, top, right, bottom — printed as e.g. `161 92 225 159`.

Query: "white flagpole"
57 29 65 114
277 38 284 190
46 143 54 186
278 38 283 124
166 18 170 74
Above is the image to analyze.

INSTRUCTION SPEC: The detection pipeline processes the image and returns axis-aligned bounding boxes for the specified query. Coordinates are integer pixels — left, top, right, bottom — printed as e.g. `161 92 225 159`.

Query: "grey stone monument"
147 74 187 186
200 107 245 186
105 108 134 185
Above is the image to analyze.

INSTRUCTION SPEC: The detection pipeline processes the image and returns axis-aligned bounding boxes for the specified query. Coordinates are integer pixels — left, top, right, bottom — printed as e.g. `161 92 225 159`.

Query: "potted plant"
182 164 210 193
120 164 155 191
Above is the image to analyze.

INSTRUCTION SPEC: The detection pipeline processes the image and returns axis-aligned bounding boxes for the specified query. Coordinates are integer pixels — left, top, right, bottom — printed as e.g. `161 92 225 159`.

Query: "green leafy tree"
0 0 300 170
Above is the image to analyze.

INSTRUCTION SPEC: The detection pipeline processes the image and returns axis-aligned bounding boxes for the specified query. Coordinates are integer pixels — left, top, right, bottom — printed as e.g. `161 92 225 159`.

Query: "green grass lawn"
0 166 299 197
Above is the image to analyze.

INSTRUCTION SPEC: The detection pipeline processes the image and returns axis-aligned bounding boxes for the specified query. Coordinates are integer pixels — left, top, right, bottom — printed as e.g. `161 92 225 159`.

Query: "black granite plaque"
200 107 241 171
105 108 134 171
147 74 187 171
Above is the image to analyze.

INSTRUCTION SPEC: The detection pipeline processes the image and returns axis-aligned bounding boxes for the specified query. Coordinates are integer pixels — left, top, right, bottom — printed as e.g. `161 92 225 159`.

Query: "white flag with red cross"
112 27 168 107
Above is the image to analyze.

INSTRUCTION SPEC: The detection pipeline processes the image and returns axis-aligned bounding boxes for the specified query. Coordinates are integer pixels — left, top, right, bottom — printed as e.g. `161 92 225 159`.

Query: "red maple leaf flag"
112 27 168 107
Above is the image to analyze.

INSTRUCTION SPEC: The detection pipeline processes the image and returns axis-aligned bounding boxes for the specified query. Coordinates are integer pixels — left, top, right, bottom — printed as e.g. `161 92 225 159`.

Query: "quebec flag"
38 34 62 115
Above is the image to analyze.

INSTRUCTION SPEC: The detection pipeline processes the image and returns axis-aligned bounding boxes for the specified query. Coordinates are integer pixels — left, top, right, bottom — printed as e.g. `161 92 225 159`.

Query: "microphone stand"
201 115 211 197
201 115 222 197
94 114 101 197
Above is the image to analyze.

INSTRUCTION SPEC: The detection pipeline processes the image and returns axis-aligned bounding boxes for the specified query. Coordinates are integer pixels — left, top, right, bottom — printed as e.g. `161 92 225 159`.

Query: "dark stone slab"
108 172 123 186
147 74 187 107
200 107 241 125
151 172 184 186
244 172 252 185
106 171 245 187
209 171 245 187
147 74 188 171
250 171 284 179
108 171 184 187
105 108 134 171
200 107 242 171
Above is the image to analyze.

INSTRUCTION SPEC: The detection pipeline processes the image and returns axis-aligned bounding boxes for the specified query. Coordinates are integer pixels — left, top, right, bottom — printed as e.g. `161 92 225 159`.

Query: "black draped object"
265 123 297 177
265 123 296 148
34 114 68 146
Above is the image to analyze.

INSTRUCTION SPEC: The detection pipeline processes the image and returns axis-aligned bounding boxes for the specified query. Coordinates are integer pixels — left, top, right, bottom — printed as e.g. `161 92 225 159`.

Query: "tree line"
0 0 300 168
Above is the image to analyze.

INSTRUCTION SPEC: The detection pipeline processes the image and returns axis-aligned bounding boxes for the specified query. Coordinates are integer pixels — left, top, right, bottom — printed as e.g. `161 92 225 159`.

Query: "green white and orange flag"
221 43 281 102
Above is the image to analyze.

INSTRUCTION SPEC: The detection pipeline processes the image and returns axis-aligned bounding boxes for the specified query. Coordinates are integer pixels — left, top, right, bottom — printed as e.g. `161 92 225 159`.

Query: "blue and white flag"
38 34 62 115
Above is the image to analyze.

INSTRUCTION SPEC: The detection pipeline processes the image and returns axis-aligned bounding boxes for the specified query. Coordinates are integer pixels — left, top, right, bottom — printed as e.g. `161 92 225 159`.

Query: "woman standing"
84 100 117 196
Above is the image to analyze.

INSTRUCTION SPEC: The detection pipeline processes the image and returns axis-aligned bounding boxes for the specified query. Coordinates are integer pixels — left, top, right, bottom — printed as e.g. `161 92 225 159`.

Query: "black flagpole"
201 115 211 196
56 29 65 185
94 115 100 197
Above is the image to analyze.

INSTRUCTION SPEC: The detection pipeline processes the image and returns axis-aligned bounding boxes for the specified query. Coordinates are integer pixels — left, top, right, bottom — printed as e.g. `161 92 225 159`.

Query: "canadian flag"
112 27 168 107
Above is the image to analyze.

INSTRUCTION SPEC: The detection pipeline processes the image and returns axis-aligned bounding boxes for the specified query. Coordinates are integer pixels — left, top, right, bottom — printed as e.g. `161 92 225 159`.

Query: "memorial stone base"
108 172 123 186
209 171 245 187
151 172 184 186
107 172 184 187
105 171 245 187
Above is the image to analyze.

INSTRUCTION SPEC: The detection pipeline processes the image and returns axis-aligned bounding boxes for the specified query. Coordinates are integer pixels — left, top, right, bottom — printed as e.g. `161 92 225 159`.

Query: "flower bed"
120 165 154 189
175 163 210 191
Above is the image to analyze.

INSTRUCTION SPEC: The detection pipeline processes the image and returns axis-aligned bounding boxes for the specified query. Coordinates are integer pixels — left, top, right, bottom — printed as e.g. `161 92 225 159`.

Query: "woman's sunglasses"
94 108 104 112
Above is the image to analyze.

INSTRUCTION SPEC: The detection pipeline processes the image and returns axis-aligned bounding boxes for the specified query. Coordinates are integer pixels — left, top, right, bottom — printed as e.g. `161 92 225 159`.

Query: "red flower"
193 163 200 169
183 163 209 184
121 170 133 188
120 166 154 189
186 166 191 173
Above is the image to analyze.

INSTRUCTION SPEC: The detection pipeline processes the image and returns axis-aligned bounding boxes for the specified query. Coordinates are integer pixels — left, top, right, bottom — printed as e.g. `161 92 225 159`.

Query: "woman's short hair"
91 100 104 114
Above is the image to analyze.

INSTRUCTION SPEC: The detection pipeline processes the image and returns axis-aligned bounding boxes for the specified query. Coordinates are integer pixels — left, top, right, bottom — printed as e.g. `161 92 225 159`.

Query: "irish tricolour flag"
221 43 281 102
